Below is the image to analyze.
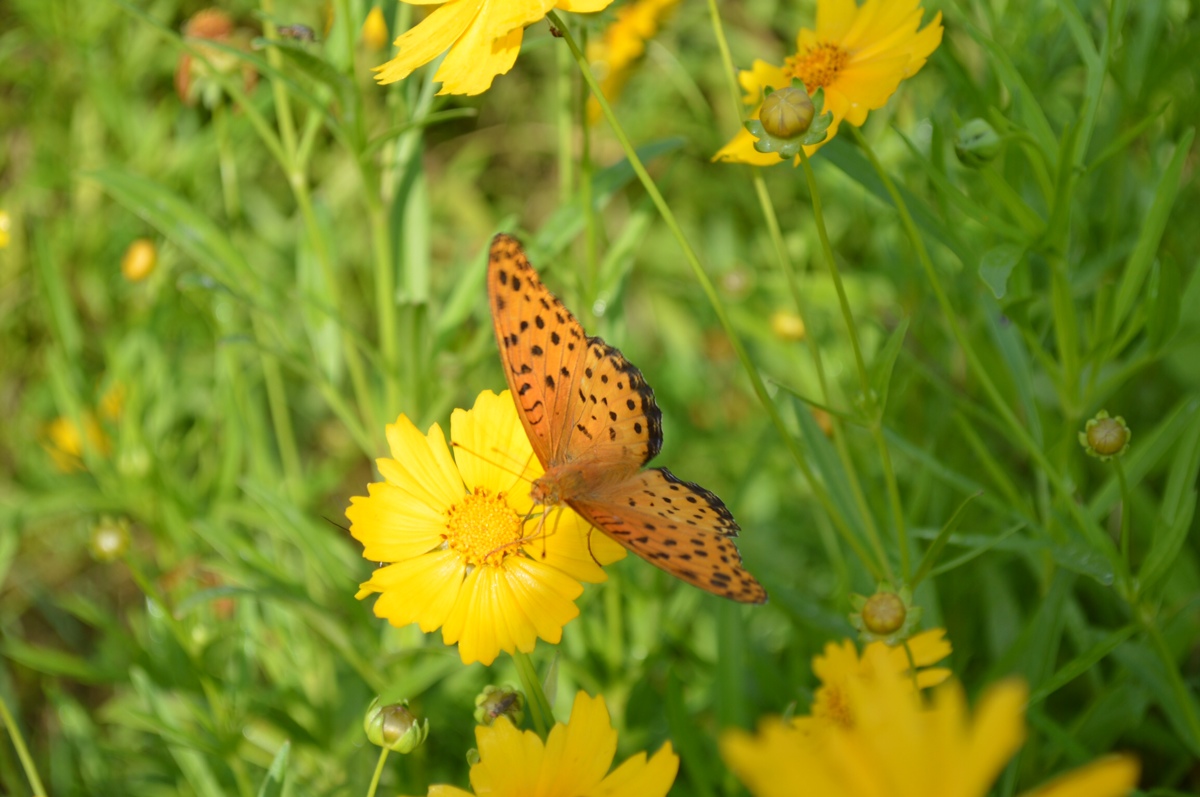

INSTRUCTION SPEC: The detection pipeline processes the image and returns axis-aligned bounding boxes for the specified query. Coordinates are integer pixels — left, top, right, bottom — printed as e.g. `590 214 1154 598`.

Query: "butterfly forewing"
488 234 588 465
569 468 767 604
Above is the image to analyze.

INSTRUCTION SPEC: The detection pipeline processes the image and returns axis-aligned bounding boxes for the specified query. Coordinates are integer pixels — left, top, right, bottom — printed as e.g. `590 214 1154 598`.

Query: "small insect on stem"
548 23 563 38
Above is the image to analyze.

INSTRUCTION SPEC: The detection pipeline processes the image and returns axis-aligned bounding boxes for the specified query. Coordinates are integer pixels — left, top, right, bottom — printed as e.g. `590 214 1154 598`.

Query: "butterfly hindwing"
569 468 767 604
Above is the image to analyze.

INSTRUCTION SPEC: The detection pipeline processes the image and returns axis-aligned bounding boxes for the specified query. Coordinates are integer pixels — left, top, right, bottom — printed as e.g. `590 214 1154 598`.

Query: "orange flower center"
445 488 525 566
813 683 855 729
786 42 849 90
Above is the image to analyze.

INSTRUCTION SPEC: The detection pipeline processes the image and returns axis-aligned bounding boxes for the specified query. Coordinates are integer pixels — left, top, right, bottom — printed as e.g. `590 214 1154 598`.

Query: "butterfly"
487 233 768 604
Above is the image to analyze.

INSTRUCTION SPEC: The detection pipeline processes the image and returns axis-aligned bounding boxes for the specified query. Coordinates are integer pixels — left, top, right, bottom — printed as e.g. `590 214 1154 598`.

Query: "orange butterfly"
488 233 767 604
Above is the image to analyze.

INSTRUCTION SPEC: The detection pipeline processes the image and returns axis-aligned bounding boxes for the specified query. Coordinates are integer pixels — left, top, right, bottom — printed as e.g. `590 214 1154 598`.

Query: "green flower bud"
744 80 833 160
954 119 1003 167
760 87 815 140
89 516 130 562
363 698 429 754
1079 410 1131 461
850 583 921 644
474 685 525 727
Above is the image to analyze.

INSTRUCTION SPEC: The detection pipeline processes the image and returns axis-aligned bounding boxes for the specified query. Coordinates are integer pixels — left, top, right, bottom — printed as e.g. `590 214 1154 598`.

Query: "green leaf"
911 491 981 588
869 318 909 413
1028 625 1137 704
793 396 865 537
1146 258 1182 352
979 244 1023 299
666 673 718 797
1139 401 1200 593
1111 128 1195 336
256 741 291 797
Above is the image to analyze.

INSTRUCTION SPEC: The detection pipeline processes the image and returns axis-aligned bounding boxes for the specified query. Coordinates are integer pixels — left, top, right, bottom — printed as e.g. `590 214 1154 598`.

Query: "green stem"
550 10 880 580
0 691 48 797
251 315 303 500
556 38 574 202
212 101 242 220
1115 459 1131 564
366 747 390 797
705 0 743 120
511 650 552 739
798 148 903 580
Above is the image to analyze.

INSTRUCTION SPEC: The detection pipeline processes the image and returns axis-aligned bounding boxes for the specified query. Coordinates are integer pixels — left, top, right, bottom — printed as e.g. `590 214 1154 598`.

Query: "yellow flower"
43 414 111 473
374 0 615 96
722 646 1139 797
799 628 951 732
362 6 388 51
0 210 11 249
348 390 625 666
586 0 680 122
121 238 158 282
409 692 678 797
714 0 943 165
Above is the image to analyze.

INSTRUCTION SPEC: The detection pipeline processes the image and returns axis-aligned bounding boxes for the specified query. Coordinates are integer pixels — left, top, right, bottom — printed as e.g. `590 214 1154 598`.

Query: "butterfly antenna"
450 440 534 484
322 516 351 534
585 526 604 568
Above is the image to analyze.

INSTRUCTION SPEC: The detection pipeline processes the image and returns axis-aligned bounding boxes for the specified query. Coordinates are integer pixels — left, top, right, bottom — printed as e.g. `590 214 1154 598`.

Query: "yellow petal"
426 787 474 797
556 0 613 12
906 627 953 666
346 484 446 561
452 390 540 498
588 742 678 797
539 693 617 793
433 8 523 95
378 416 465 514
1019 755 1140 797
503 557 584 642
712 124 786 166
738 59 788 106
957 679 1028 797
373 0 482 84
530 507 625 583
470 717 546 794
813 0 859 43
363 549 466 632
488 0 557 36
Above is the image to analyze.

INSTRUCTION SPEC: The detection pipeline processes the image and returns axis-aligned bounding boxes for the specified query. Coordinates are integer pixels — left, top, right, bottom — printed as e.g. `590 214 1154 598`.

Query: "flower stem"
366 747 390 797
797 148 904 578
0 692 48 797
1115 459 1132 564
548 10 881 580
511 649 552 739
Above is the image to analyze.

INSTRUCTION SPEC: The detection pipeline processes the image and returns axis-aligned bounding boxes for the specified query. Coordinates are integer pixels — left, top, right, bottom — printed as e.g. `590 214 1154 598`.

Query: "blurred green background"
1 0 1198 794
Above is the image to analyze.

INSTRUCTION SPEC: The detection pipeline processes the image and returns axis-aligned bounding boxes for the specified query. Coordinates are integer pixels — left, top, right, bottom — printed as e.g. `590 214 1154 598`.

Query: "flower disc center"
787 42 848 90
445 487 524 565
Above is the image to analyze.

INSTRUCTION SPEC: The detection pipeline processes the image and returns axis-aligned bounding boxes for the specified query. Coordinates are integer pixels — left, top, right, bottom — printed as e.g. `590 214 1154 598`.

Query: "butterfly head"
530 467 586 508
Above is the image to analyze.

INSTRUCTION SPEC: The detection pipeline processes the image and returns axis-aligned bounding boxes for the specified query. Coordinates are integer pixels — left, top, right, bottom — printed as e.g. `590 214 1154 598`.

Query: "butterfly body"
488 233 767 604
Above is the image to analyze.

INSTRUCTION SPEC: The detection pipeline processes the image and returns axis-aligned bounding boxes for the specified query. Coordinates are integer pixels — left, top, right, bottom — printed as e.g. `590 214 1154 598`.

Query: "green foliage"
1 0 1198 795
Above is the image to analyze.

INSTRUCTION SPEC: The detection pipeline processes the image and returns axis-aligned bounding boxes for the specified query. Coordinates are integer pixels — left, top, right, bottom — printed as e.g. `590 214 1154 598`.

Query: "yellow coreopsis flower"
348 390 625 666
714 0 943 165
586 0 680 121
43 413 112 472
408 692 678 797
798 628 951 732
722 646 1140 797
374 0 614 96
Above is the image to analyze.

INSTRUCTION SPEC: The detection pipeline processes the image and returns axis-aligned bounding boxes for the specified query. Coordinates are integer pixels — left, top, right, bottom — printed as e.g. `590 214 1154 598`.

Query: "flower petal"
1019 755 1140 797
452 390 541 499
503 557 585 643
360 549 466 632
538 693 617 794
470 717 546 795
957 679 1028 797
813 0 860 44
378 416 466 514
347 483 447 562
556 0 613 12
587 742 678 797
433 6 524 95
374 0 481 84
528 507 625 583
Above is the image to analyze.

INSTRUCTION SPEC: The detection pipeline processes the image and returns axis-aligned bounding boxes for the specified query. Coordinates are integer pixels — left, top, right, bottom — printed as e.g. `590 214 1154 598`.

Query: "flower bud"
474 685 525 727
363 698 429 754
760 86 815 140
850 583 920 644
1079 410 1130 461
90 517 131 562
361 7 388 51
121 239 158 282
954 119 1002 168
